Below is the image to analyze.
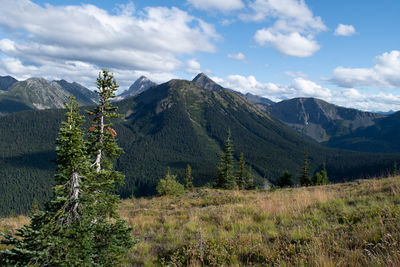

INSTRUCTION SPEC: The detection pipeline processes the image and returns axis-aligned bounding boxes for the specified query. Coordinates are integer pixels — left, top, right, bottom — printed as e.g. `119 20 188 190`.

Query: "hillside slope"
3 177 400 266
267 97 384 142
0 78 98 115
0 79 399 215
325 111 400 153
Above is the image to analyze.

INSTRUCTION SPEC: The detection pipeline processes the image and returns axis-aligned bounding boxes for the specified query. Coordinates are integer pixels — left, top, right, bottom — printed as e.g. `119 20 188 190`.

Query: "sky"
0 0 399 112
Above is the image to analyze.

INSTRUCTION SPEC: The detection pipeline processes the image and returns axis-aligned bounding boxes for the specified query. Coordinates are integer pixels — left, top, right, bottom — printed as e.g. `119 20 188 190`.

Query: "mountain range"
116 75 157 101
0 77 98 115
266 97 385 142
0 74 399 216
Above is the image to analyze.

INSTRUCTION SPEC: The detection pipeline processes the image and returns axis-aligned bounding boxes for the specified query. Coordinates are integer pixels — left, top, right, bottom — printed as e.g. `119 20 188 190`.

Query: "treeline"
1 79 400 215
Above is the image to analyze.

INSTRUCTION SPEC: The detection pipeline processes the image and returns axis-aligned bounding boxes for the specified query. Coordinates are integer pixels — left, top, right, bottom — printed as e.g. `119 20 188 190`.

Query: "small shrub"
157 169 185 196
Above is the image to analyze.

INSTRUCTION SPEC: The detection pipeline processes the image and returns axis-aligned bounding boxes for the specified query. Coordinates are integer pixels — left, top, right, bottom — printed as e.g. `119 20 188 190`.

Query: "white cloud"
334 24 356 36
228 52 246 61
213 74 331 100
0 0 220 87
214 73 400 112
254 30 320 57
186 59 202 74
333 88 400 112
187 0 244 12
332 50 400 88
244 0 326 57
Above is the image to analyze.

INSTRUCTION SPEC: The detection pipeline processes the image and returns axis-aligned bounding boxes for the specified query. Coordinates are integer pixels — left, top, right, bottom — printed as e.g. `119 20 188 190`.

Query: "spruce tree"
0 72 134 266
215 129 236 189
245 166 255 190
85 70 134 264
183 164 194 190
0 96 95 265
300 151 311 186
393 161 398 177
278 170 293 188
236 152 246 190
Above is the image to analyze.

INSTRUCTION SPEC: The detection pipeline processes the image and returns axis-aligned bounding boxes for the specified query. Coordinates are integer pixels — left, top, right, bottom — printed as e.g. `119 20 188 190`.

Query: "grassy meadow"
2 176 400 266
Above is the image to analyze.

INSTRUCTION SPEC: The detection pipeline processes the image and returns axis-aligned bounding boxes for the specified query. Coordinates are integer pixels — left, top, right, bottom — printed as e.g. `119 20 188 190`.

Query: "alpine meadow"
1 0 400 266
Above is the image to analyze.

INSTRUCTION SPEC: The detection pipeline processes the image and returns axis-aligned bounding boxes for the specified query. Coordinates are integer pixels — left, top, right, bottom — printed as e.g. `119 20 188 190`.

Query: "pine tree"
278 170 293 188
0 96 95 265
311 163 329 185
85 70 134 264
320 163 329 185
393 161 398 177
0 72 134 265
183 164 194 190
300 151 311 186
215 129 236 189
236 152 246 190
245 166 255 190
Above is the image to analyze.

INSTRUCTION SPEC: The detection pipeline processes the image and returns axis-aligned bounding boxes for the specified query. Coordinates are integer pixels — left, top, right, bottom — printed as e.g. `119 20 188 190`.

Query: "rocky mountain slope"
117 76 157 100
267 97 385 142
0 78 98 115
0 75 17 91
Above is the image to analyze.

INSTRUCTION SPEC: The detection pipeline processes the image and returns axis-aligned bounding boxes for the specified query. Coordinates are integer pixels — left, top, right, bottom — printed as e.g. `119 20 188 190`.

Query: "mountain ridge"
1 77 399 216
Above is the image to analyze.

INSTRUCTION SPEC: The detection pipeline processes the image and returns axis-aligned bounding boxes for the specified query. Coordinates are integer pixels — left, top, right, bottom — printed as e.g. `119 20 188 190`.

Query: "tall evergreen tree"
245 166 255 190
0 96 95 265
85 70 134 264
236 152 246 190
393 161 398 177
1 72 134 265
183 164 194 190
215 129 236 189
300 151 311 186
278 170 293 188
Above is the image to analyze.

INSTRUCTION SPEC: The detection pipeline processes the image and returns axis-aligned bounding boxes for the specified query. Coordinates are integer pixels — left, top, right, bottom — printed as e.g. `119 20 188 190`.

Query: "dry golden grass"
2 177 400 266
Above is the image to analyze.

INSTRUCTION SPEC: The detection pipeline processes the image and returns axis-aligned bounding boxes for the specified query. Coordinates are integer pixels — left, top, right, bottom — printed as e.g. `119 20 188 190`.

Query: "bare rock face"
118 76 157 100
267 97 385 142
0 77 98 115
192 73 223 91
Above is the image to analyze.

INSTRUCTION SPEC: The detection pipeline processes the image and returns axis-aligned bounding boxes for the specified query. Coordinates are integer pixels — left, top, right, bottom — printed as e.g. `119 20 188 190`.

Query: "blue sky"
0 0 399 111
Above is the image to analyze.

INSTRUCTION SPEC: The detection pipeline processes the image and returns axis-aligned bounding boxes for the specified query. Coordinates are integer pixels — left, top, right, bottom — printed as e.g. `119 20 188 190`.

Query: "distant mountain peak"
0 75 18 91
118 76 157 99
192 73 222 91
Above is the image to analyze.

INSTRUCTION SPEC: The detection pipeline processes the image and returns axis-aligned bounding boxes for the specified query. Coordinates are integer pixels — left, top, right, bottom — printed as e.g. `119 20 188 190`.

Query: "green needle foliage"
236 153 246 190
215 129 237 189
393 161 398 177
0 71 134 266
311 163 329 186
278 170 293 188
183 164 194 190
300 151 311 186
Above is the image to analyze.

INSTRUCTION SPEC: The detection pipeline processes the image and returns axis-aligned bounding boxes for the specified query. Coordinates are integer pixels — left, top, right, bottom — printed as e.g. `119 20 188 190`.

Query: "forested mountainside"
325 111 400 153
0 79 399 215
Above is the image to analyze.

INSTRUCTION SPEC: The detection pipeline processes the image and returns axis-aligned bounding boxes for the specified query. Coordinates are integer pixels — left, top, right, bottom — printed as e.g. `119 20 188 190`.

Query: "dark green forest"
1 79 399 216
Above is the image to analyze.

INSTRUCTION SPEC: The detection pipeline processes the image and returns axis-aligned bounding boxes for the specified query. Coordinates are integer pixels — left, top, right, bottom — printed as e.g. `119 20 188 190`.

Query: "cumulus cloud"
187 0 244 12
228 52 246 61
334 24 356 36
213 74 331 100
254 31 320 57
332 50 400 88
243 0 327 57
0 0 219 89
186 59 202 73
